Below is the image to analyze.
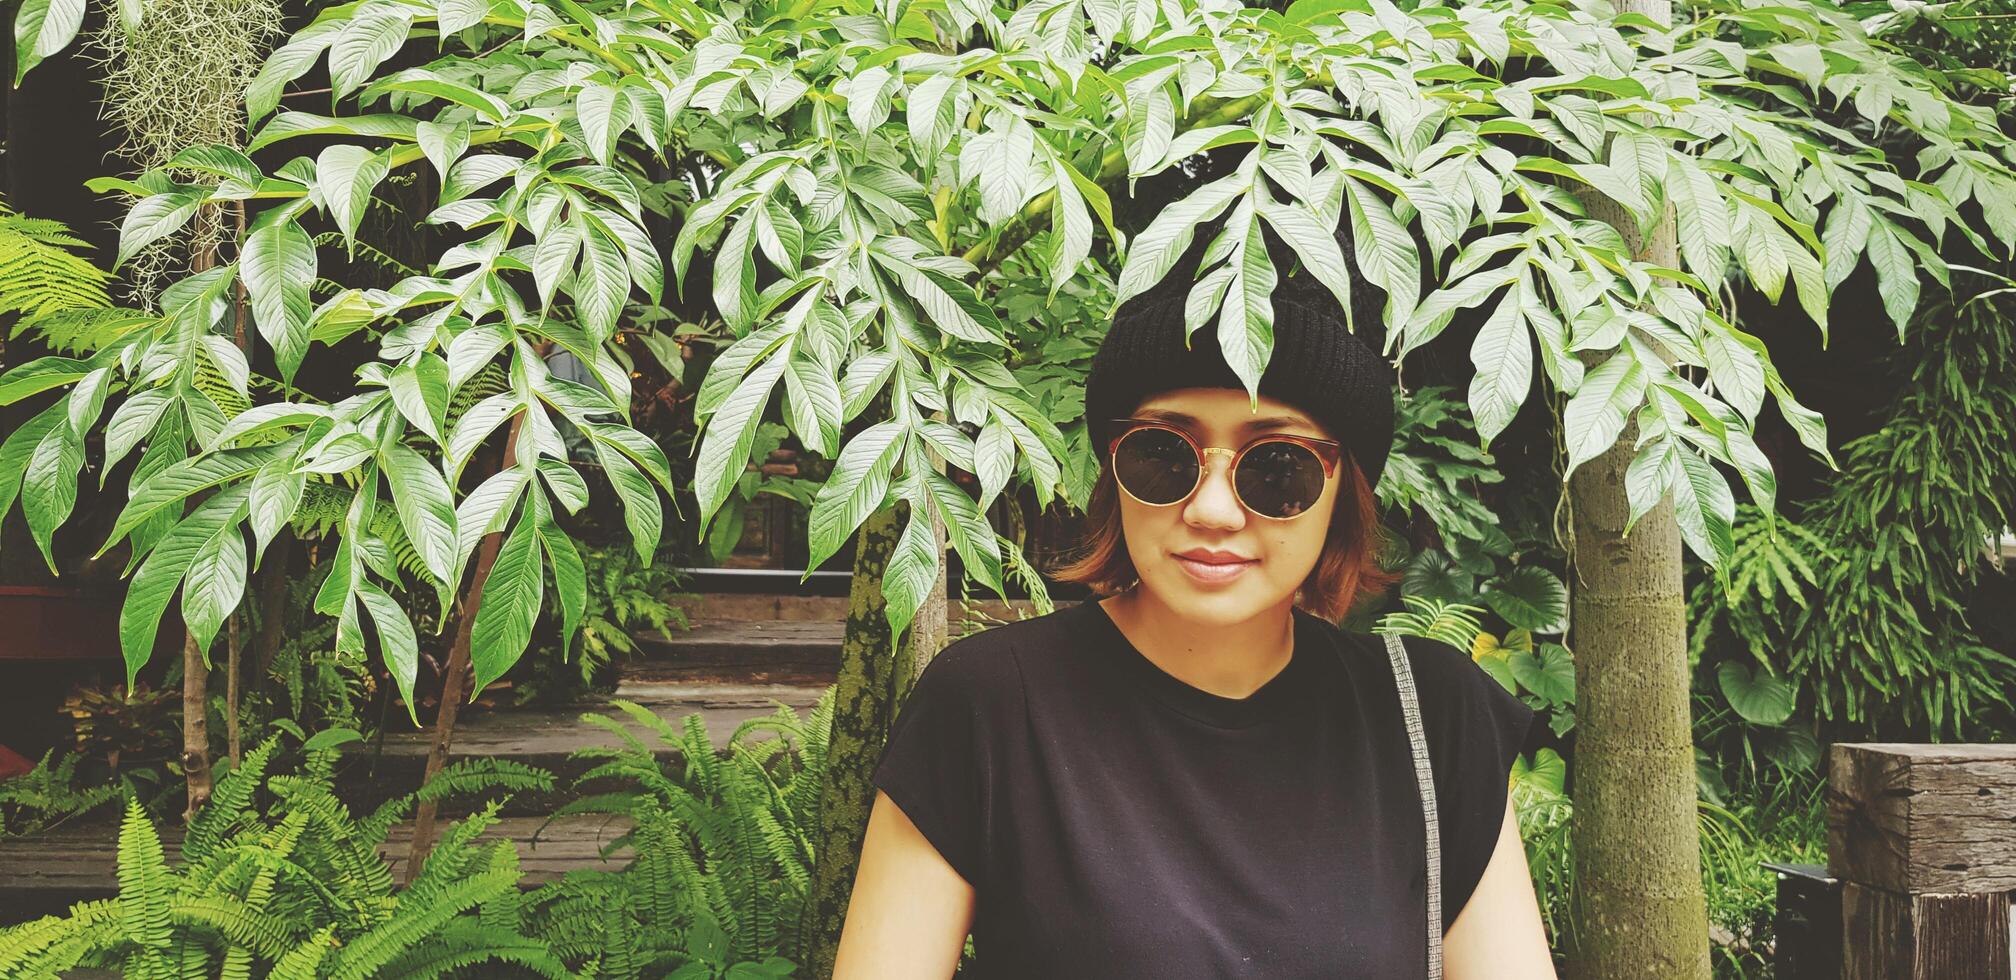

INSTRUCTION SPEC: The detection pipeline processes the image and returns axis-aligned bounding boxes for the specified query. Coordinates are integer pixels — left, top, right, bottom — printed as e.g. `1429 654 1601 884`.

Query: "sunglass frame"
1104 418 1346 520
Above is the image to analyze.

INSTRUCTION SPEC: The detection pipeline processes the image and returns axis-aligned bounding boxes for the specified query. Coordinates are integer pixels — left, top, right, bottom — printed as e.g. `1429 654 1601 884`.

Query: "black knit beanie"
1084 213 1398 493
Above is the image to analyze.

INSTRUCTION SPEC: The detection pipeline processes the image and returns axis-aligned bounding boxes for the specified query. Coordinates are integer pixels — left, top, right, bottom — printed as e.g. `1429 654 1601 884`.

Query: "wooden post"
1828 743 2016 979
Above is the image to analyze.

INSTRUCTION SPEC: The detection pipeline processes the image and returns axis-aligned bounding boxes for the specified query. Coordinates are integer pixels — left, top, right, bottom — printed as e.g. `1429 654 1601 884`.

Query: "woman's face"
1112 387 1339 627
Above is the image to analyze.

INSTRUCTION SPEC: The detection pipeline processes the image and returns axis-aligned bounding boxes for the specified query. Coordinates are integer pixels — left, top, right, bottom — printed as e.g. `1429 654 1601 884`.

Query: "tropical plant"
10 0 2016 970
1778 287 2016 737
0 750 120 837
0 731 565 977
522 695 834 978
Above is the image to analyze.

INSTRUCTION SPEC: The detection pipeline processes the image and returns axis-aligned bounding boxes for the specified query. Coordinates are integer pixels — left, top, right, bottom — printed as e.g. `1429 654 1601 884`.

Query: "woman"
834 222 1556 979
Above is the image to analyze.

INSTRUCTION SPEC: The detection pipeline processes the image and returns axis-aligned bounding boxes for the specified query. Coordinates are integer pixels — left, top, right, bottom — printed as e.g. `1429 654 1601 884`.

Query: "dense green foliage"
0 733 567 977
7 0 2016 710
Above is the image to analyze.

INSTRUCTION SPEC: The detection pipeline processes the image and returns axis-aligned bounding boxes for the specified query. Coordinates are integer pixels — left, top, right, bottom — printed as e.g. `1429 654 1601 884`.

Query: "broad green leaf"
534 493 585 654
382 443 458 601
0 355 92 405
884 479 941 638
102 445 286 554
593 446 660 565
181 521 248 656
1717 660 1797 726
241 220 316 382
115 190 205 270
328 7 411 98
1562 351 1646 477
120 486 249 685
1481 566 1569 634
13 0 82 84
1467 279 1530 447
357 580 421 723
314 145 390 247
805 420 904 574
387 355 450 444
0 403 65 530
22 420 82 572
1509 642 1575 705
693 351 785 535
469 496 542 692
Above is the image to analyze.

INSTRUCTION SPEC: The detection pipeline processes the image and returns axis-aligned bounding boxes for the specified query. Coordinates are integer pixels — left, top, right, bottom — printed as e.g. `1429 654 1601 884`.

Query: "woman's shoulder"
1311 618 1513 710
911 602 1090 701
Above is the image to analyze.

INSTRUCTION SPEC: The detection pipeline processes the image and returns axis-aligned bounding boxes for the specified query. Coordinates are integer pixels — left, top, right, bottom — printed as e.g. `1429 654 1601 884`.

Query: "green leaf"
116 190 206 270
1481 566 1569 634
922 465 1001 595
883 482 941 639
181 520 248 656
1509 642 1575 705
21 420 82 572
241 220 316 382
314 145 390 248
356 580 421 725
0 355 91 405
592 446 660 566
1344 176 1419 329
534 493 585 655
328 7 412 98
805 421 904 574
1214 204 1278 395
0 403 64 533
469 496 542 693
693 351 785 536
1562 351 1646 477
1114 168 1247 306
381 443 458 602
453 466 526 574
1467 278 1530 447
247 453 305 567
1717 660 1797 726
13 0 83 84
387 355 450 444
120 486 249 686
103 445 286 554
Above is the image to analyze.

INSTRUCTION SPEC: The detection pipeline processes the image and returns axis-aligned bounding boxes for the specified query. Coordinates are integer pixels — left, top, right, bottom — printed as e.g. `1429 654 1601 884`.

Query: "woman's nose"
1183 452 1246 530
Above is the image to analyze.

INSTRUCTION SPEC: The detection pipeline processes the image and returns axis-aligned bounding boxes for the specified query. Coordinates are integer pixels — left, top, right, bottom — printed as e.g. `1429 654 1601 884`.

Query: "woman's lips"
1173 554 1257 584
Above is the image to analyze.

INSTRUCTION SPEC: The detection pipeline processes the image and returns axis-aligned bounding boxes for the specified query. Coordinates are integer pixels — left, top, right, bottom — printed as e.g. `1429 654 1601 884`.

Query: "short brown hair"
1049 455 1398 622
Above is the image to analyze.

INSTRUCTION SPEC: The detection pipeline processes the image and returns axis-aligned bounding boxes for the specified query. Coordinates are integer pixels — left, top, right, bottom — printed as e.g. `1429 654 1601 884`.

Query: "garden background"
0 0 2013 976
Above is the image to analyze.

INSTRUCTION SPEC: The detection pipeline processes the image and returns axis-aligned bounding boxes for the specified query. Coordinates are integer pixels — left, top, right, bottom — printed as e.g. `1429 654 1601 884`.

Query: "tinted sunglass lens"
1236 442 1326 518
1113 428 1198 505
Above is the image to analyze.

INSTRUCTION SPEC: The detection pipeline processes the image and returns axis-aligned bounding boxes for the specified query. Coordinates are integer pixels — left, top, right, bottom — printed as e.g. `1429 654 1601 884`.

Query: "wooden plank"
1828 743 2016 894
1842 883 2011 980
0 814 637 918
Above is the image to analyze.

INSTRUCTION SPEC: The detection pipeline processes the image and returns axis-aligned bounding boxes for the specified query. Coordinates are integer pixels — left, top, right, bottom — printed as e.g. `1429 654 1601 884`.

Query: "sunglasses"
1105 418 1345 520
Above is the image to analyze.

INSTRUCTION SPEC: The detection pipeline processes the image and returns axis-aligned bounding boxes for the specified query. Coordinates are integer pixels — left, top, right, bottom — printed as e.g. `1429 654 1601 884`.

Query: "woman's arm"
1443 794 1557 979
832 788 977 980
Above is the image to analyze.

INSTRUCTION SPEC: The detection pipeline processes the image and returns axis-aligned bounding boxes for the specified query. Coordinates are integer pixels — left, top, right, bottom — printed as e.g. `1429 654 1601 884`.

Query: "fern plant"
520 693 837 979
0 733 566 978
0 750 120 837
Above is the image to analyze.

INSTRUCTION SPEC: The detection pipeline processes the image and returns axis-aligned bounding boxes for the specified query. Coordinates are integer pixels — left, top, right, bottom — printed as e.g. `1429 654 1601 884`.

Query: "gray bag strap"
1383 632 1443 980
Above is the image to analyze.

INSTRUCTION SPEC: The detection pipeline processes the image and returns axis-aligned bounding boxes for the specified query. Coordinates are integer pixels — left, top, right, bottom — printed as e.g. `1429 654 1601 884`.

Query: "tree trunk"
224 615 241 766
404 417 522 881
1564 0 1711 963
180 630 211 823
797 502 948 976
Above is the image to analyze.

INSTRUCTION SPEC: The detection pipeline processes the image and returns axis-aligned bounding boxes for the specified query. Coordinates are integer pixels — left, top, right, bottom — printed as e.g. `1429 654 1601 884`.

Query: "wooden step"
0 813 635 923
624 619 845 685
337 682 828 817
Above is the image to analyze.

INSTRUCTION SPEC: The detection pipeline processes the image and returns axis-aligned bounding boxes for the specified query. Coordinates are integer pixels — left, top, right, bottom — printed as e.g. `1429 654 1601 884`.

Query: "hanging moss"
88 0 282 305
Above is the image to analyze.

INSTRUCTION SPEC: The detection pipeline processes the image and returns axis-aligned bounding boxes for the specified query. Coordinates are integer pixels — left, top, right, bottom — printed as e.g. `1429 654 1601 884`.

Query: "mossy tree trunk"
1565 13 1712 965
796 499 949 976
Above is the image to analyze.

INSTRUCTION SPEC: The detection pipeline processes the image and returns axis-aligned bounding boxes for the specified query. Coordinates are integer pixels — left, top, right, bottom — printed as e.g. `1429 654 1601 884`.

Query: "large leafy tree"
7 0 2014 972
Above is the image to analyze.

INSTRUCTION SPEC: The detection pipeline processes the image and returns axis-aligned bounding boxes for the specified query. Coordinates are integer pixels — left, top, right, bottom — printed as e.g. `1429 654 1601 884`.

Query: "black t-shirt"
870 598 1536 979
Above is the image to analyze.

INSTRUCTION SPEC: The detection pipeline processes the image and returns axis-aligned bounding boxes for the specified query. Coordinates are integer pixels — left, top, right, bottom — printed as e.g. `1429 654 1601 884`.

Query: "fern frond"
115 801 174 956
325 867 521 980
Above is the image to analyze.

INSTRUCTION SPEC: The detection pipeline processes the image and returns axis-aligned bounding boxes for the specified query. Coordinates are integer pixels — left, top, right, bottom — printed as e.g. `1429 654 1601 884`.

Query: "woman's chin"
1136 571 1283 626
